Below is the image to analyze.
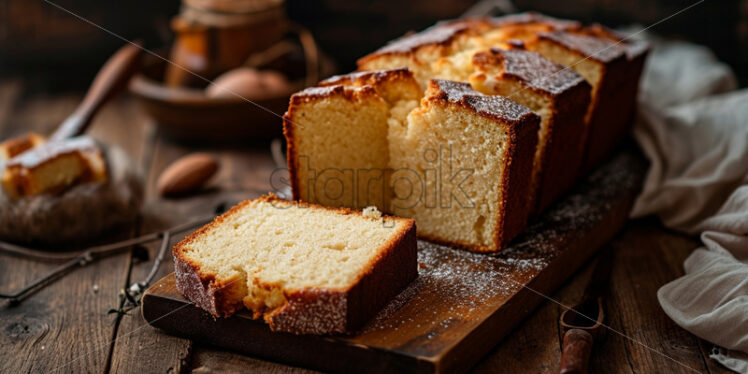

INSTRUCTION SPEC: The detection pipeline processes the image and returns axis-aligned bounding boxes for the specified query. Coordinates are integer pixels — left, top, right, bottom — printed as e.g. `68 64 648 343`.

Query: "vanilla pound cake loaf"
389 80 539 251
286 71 539 252
173 194 417 335
357 14 592 215
357 12 578 89
358 12 648 178
283 69 421 211
286 12 649 252
363 36 592 215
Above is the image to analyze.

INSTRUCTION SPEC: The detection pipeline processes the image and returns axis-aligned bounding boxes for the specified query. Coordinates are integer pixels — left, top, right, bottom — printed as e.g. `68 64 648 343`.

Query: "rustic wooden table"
0 78 730 373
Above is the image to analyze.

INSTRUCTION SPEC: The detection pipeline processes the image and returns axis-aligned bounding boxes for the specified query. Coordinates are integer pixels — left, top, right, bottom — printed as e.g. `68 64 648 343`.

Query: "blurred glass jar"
166 0 287 88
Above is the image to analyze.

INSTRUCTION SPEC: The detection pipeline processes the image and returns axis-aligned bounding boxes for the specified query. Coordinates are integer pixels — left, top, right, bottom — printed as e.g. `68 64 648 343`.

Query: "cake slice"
284 85 390 211
1 136 108 199
283 69 421 211
173 194 417 335
467 48 591 214
526 28 647 172
389 80 539 252
568 24 649 170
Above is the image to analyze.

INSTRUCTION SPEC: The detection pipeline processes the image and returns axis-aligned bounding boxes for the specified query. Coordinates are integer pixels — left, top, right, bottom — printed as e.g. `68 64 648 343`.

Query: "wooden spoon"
49 42 143 141
0 42 143 161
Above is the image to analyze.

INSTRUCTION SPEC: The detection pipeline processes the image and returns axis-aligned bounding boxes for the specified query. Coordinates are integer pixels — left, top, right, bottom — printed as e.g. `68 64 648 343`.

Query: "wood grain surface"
0 78 731 373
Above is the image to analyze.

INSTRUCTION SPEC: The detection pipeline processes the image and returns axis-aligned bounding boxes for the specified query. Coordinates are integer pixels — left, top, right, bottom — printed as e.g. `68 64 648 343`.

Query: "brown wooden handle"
50 42 143 142
560 329 594 374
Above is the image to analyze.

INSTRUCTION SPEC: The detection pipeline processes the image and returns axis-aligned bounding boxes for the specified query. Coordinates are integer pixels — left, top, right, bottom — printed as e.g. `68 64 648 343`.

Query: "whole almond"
157 153 219 197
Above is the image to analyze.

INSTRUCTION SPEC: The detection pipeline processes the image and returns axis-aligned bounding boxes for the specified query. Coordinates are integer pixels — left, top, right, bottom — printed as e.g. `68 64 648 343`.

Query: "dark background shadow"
1 0 744 88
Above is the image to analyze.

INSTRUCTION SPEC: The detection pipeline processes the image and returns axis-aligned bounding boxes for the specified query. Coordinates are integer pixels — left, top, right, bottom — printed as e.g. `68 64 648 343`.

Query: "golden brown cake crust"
536 30 627 64
173 194 418 334
284 84 379 103
472 48 589 96
357 12 580 69
282 85 382 203
282 107 302 203
318 68 415 88
496 102 539 249
428 79 537 125
423 80 540 252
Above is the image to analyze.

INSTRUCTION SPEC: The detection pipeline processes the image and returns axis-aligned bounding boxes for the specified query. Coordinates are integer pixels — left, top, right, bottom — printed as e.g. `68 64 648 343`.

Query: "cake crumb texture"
173 194 417 334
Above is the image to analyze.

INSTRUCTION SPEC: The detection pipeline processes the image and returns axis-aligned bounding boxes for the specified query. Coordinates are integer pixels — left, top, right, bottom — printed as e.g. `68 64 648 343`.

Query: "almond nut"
157 153 219 197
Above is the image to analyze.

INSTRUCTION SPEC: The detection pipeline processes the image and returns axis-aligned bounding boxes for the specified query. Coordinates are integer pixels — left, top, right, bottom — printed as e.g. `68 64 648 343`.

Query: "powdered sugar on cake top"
431 79 536 122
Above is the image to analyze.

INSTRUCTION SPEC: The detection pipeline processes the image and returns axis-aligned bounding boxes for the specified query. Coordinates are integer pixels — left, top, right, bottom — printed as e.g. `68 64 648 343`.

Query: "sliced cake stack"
284 69 540 252
358 11 648 175
284 12 647 252
526 24 649 171
434 47 591 214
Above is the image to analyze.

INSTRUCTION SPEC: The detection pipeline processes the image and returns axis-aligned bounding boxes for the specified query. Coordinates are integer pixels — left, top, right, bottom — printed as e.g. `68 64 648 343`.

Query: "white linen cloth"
628 33 748 373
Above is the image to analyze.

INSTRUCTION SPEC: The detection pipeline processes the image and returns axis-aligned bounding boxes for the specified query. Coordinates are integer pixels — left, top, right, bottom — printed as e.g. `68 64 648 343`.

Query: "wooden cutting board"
142 148 646 374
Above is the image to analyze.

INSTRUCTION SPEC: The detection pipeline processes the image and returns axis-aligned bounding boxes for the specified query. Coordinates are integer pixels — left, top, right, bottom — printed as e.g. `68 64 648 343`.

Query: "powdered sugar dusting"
497 150 641 261
540 30 626 63
360 241 539 337
497 48 587 95
432 79 535 122
372 23 470 55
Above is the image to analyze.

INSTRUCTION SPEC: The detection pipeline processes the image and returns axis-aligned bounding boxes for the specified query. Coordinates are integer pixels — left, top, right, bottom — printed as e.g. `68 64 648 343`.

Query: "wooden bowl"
129 55 302 142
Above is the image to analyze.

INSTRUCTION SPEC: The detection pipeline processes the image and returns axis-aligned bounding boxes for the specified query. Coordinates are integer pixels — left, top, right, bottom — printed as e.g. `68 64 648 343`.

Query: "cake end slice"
173 194 417 335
